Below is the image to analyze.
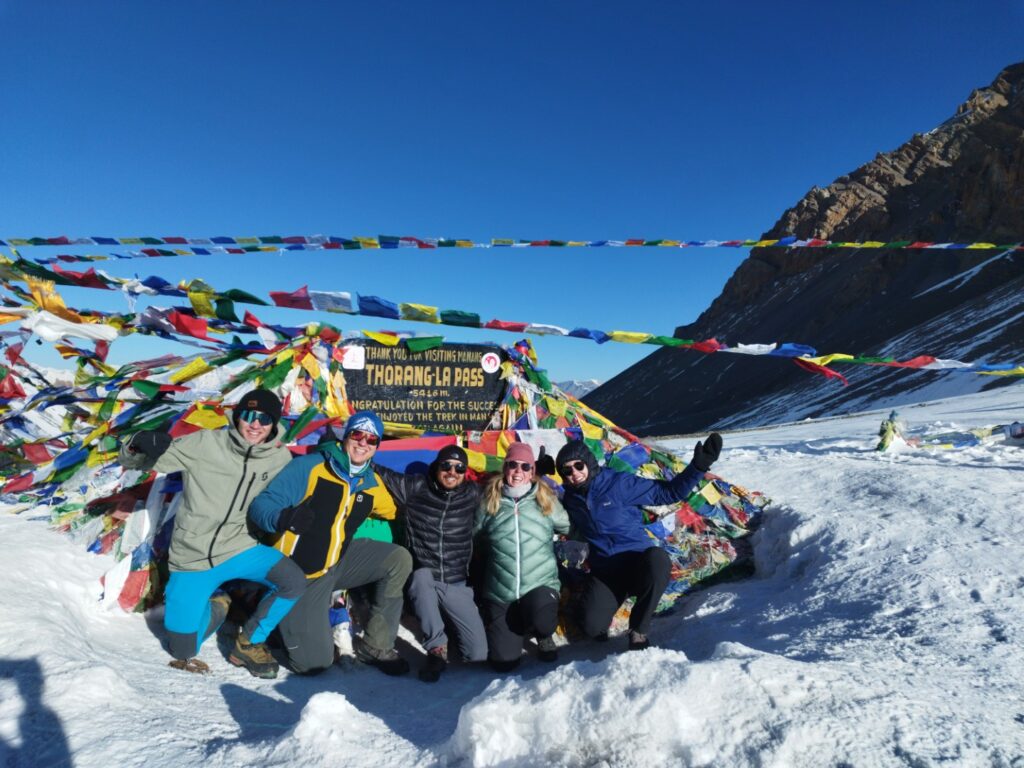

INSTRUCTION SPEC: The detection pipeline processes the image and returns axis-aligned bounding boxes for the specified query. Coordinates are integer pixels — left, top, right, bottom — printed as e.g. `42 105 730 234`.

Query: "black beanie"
234 389 283 427
435 445 468 466
556 440 600 476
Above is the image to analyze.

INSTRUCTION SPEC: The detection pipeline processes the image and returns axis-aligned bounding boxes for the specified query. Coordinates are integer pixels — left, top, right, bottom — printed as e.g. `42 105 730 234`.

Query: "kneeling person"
377 445 487 682
119 389 306 678
249 411 412 676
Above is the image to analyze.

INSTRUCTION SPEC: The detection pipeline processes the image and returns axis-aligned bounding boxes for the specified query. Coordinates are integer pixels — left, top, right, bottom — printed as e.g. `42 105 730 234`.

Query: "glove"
276 501 315 535
535 447 555 476
130 431 173 460
691 432 722 473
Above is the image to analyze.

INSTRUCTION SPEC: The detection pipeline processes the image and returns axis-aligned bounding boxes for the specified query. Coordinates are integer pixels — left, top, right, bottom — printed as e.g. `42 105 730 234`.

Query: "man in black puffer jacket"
375 445 487 682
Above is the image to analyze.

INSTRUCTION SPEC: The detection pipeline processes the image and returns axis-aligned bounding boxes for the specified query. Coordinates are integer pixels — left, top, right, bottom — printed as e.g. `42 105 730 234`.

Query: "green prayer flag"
439 310 482 328
215 298 239 322
130 380 161 400
260 358 294 390
221 288 268 306
282 406 319 443
405 336 445 353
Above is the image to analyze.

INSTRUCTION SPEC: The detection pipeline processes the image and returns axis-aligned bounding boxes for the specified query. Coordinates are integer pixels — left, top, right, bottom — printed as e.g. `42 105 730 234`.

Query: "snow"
2 385 1024 766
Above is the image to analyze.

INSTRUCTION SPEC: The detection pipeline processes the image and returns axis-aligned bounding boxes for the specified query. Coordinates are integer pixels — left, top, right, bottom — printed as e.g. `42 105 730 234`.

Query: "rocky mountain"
586 62 1024 436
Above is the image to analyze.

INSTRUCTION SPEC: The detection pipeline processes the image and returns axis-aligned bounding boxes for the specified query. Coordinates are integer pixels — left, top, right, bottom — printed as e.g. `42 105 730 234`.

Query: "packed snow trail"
1 386 1022 767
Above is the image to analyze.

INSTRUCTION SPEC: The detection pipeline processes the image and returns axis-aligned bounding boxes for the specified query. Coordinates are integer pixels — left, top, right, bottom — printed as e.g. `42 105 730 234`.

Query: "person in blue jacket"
556 433 722 651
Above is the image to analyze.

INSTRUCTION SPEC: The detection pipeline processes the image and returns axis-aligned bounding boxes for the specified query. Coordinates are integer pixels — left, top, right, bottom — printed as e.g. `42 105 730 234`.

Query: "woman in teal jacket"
474 443 570 671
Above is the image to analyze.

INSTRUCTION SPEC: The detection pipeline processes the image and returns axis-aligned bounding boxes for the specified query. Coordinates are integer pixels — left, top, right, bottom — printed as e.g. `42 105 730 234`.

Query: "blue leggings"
164 545 306 660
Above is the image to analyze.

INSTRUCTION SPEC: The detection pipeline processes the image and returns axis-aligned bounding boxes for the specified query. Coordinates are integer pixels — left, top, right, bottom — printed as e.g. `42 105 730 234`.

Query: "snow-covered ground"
1 385 1022 767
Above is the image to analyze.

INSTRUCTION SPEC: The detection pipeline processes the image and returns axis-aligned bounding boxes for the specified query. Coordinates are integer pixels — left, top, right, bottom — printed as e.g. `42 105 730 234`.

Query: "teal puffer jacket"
473 483 570 605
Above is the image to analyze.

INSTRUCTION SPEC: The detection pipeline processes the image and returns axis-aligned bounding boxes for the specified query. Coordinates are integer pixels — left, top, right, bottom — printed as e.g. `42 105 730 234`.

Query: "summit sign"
339 341 508 431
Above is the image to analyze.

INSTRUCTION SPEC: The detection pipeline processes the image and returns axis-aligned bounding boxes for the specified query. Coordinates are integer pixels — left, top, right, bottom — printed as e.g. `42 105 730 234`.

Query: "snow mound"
211 692 426 767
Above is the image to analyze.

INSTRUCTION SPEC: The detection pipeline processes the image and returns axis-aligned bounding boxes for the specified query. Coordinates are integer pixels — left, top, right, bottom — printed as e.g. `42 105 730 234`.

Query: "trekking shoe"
353 636 410 676
418 645 448 683
627 630 650 651
536 635 559 663
168 657 210 674
489 657 521 673
229 630 279 679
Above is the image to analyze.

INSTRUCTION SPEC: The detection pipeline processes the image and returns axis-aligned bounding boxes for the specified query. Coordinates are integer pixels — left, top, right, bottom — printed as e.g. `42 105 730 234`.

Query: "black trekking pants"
579 546 671 637
481 585 560 664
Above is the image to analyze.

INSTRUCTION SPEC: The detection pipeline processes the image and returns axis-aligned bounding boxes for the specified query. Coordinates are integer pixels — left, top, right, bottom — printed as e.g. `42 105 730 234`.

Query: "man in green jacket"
119 389 306 678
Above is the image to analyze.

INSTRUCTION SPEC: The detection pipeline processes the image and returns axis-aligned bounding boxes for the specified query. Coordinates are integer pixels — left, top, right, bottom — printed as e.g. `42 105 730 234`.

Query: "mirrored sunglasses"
560 460 587 475
239 410 273 426
346 429 380 446
439 461 467 474
504 460 534 472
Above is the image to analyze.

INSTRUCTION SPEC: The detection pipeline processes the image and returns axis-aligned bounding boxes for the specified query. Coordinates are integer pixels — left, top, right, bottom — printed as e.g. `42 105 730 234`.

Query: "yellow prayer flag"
659 240 681 247
455 240 473 248
187 290 216 318
567 241 588 247
0 313 21 325
26 277 83 322
170 357 214 384
235 237 259 245
966 242 998 249
753 239 779 248
608 331 653 344
579 420 604 440
545 397 568 418
81 422 109 448
466 449 488 473
355 237 380 249
400 303 441 323
362 330 400 346
87 449 118 468
700 482 723 505
300 353 321 380
978 366 1024 377
861 241 886 248
184 407 229 430
802 353 855 367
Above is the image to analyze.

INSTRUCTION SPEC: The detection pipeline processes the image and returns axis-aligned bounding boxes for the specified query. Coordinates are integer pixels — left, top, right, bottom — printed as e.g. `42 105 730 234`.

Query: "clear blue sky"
1 1 1021 381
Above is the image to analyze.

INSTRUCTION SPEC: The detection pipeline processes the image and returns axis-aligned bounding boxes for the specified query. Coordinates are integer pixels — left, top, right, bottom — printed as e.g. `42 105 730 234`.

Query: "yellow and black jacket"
250 450 397 579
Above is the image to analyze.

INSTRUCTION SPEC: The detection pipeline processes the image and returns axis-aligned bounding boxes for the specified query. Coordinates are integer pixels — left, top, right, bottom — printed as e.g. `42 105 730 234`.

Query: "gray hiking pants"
278 539 412 675
406 567 487 662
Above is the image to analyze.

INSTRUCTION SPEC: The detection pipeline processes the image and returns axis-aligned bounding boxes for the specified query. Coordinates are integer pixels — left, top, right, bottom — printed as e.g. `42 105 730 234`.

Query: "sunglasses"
504 460 534 472
439 461 467 474
239 410 273 426
346 429 380 447
560 460 587 475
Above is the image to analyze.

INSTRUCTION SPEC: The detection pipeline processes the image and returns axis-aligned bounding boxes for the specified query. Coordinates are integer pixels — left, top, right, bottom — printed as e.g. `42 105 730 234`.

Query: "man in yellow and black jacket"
250 410 412 676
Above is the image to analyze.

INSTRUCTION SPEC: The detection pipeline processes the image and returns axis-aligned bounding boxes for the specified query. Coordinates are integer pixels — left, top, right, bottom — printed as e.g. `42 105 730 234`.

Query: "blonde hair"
483 474 559 516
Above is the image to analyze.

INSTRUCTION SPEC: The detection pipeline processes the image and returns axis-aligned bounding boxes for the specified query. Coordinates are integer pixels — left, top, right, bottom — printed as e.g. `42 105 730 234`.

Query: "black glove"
691 432 722 473
276 501 315 535
536 447 555 476
130 431 172 460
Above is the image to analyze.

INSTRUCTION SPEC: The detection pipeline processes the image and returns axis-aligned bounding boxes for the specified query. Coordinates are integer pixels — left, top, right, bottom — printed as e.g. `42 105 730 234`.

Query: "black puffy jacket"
375 464 481 584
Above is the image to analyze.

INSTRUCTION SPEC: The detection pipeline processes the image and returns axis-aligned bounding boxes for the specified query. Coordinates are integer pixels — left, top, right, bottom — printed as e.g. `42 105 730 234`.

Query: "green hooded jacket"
119 426 291 572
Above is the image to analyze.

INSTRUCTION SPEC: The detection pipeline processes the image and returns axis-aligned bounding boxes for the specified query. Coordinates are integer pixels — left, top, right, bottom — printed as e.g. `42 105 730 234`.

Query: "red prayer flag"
269 285 313 310
0 370 27 399
792 358 849 385
2 472 36 493
882 356 937 369
691 338 723 354
484 319 529 332
52 265 111 290
22 443 53 465
168 310 211 340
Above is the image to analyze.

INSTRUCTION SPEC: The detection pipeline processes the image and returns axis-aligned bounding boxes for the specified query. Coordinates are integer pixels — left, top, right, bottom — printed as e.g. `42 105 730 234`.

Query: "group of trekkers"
119 388 723 682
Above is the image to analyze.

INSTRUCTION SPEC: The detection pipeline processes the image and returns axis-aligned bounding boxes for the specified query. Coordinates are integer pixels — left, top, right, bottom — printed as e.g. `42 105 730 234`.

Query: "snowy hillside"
554 380 602 398
1 385 1022 766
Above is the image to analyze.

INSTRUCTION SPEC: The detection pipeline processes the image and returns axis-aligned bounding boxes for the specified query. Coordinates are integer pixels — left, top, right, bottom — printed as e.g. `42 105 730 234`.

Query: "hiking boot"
168 657 210 674
418 645 448 683
353 636 410 676
627 630 650 651
536 635 559 663
229 630 279 679
489 657 521 673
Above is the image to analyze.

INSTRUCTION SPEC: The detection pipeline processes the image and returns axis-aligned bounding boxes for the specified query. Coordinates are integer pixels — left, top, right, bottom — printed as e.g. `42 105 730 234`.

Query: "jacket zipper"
209 444 253 568
438 493 450 583
513 498 521 600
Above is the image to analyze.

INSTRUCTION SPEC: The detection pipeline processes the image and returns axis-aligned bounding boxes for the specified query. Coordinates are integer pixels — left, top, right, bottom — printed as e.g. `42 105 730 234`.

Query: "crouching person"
249 411 413 676
474 443 570 672
557 433 722 651
119 389 306 678
376 445 488 683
